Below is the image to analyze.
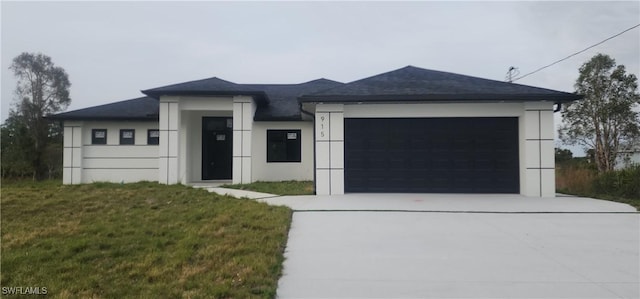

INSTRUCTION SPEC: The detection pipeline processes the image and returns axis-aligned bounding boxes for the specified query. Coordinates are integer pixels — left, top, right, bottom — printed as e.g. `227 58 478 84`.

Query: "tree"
7 52 71 179
1 112 35 178
559 53 640 172
555 148 573 164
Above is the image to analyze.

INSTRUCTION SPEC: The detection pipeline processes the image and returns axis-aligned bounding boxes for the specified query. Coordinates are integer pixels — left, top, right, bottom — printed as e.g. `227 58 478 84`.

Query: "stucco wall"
62 120 159 184
252 121 314 181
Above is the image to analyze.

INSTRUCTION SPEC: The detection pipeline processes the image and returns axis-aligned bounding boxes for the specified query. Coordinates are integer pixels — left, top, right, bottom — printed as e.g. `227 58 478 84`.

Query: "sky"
2 1 639 156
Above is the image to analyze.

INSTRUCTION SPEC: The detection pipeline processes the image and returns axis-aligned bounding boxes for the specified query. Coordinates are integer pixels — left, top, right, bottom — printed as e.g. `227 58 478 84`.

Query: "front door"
202 117 233 180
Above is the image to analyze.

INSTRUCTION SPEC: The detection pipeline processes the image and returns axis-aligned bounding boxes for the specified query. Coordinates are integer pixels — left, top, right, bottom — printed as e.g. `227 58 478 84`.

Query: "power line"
512 23 640 82
505 66 520 82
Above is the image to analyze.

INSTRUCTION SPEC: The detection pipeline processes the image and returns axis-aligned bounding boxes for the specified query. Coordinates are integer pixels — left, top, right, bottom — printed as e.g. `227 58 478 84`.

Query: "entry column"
523 102 555 197
62 121 82 184
315 104 344 195
159 98 180 184
232 96 255 184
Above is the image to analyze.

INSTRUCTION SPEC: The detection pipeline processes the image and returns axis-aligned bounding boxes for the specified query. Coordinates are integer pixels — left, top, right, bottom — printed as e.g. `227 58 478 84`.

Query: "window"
92 129 107 145
120 129 135 145
267 130 301 162
147 129 160 145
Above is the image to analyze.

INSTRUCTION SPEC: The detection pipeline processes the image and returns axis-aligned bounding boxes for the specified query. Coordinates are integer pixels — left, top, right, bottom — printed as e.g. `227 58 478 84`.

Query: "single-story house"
49 66 582 197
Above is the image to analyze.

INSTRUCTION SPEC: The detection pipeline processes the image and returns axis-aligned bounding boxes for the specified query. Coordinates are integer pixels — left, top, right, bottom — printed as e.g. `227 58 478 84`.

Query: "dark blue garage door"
344 117 520 193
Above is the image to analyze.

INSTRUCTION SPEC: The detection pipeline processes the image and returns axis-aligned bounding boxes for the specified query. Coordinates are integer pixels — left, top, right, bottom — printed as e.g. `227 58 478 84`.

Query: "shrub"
592 165 640 199
557 163 640 210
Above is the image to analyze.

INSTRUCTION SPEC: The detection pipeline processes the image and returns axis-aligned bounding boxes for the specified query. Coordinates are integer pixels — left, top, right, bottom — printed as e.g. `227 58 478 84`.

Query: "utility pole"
505 66 520 83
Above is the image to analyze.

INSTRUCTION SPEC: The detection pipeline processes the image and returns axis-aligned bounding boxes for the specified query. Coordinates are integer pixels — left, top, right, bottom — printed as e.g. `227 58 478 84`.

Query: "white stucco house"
49 66 582 197
615 149 640 170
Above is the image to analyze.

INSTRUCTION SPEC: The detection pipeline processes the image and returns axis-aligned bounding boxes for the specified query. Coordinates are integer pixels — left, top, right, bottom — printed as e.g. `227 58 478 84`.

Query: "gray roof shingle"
299 66 582 103
48 96 158 121
245 79 343 120
141 77 269 101
142 77 343 121
51 66 582 121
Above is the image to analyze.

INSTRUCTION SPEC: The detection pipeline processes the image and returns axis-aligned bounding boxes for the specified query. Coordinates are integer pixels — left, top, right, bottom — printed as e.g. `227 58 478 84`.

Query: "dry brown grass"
556 165 597 194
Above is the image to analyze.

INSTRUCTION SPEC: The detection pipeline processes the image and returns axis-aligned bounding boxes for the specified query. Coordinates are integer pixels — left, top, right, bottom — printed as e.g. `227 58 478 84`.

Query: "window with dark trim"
120 129 135 145
92 129 107 145
267 130 301 162
147 129 160 145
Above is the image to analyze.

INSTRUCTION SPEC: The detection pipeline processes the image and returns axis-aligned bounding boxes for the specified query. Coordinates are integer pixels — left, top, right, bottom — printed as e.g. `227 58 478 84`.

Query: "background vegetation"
556 150 640 209
1 52 70 180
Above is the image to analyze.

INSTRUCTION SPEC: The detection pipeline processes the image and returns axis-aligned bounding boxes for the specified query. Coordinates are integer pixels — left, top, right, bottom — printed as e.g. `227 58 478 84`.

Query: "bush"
557 163 640 210
592 165 640 199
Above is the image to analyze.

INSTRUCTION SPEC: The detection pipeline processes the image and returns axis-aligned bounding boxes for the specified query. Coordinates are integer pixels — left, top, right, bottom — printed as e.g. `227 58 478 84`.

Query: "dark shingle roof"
141 77 343 121
246 79 343 120
48 97 158 121
52 66 582 121
141 77 269 104
299 66 582 103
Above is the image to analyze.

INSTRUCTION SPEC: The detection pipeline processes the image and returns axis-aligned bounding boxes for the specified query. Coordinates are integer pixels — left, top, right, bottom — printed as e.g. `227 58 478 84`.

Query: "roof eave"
46 115 159 121
253 114 303 122
299 93 583 103
141 89 270 106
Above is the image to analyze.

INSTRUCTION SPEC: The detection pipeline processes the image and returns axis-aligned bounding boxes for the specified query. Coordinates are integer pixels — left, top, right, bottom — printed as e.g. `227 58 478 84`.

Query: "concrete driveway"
261 194 639 299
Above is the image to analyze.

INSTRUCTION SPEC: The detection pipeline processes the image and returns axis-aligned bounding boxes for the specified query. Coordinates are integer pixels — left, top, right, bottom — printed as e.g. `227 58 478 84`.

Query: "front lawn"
222 181 314 196
1 181 291 298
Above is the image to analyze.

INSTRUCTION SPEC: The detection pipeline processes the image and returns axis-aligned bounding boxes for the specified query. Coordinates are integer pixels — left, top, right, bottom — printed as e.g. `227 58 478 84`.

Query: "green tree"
6 52 70 179
559 53 640 172
1 112 35 178
555 148 573 164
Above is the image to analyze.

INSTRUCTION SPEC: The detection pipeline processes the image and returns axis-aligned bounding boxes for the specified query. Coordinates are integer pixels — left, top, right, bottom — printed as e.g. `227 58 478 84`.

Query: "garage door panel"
345 117 519 193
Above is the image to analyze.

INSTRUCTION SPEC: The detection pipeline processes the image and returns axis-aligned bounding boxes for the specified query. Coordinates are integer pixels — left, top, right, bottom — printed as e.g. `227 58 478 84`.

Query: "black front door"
202 117 232 180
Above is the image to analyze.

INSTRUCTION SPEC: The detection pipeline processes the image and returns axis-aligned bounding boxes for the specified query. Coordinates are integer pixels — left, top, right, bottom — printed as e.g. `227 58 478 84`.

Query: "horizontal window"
120 129 135 145
147 129 159 145
92 129 107 145
267 130 301 163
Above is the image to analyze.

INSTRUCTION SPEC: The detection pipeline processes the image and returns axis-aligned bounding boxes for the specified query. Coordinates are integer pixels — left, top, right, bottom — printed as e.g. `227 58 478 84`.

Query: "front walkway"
193 185 277 199
263 194 639 299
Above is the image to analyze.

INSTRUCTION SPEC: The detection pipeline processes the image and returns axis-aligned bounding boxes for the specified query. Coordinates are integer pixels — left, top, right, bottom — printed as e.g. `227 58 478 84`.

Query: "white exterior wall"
159 97 181 184
252 121 314 181
615 152 640 170
522 102 556 197
63 121 83 184
313 101 556 197
61 120 159 184
232 96 256 184
315 104 345 195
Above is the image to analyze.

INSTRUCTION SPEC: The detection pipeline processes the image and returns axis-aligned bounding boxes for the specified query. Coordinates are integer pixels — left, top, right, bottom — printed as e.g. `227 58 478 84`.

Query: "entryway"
202 117 232 180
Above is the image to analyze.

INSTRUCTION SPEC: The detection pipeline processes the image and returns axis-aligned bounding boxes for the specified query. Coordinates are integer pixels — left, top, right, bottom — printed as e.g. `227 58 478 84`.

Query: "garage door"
344 117 519 193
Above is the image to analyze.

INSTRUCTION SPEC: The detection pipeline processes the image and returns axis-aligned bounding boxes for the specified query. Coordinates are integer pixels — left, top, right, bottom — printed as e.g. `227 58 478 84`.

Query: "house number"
319 115 326 138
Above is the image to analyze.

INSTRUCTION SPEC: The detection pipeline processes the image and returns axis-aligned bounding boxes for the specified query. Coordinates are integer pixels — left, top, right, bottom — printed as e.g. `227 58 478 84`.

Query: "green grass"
1 181 292 298
222 181 314 196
